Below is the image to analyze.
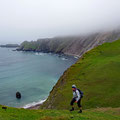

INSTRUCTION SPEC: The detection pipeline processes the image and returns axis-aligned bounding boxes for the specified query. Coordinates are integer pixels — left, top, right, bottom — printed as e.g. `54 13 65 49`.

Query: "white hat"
72 84 76 88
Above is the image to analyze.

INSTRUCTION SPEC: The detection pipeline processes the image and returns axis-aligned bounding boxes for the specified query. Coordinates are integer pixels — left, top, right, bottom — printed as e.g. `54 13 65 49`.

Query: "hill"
0 105 120 120
40 39 120 110
17 30 120 57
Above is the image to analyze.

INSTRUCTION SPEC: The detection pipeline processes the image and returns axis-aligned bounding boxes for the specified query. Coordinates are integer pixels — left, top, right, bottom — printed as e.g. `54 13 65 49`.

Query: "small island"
0 44 20 48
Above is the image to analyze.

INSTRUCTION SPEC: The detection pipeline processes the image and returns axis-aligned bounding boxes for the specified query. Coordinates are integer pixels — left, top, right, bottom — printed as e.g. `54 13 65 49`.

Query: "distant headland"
0 44 20 48
17 30 120 58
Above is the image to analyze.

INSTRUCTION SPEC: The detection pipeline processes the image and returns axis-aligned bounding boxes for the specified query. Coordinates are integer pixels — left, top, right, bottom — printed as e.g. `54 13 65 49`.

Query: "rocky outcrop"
17 30 120 57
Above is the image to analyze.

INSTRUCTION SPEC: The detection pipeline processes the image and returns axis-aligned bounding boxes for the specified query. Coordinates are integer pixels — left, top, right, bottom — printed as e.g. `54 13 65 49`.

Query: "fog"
0 0 120 44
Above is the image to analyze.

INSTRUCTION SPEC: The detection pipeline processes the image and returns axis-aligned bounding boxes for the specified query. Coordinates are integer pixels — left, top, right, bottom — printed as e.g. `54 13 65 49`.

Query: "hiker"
70 85 83 113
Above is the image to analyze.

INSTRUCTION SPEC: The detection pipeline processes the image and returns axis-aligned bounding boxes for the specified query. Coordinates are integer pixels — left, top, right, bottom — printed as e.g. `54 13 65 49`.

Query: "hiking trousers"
70 98 82 108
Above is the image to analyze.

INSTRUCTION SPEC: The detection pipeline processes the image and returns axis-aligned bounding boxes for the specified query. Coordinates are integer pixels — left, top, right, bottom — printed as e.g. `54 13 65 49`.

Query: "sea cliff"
17 30 120 57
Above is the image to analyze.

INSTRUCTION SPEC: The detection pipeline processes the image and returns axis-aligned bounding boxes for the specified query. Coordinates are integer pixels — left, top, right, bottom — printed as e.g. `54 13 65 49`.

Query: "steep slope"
0 105 120 120
17 30 120 57
40 40 120 110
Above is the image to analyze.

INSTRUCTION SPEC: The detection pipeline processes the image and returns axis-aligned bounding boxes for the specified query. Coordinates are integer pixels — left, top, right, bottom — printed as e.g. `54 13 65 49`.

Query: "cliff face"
18 30 120 57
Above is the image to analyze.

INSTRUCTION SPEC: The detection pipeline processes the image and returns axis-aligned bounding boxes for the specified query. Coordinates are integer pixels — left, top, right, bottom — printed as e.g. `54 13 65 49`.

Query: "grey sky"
0 0 120 44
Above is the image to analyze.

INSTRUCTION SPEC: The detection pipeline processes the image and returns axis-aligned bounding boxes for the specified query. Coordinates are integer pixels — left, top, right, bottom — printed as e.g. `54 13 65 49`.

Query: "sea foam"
23 99 46 109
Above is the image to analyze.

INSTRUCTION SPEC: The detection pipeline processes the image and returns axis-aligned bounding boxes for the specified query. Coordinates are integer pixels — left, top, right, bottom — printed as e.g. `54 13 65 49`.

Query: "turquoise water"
0 48 77 108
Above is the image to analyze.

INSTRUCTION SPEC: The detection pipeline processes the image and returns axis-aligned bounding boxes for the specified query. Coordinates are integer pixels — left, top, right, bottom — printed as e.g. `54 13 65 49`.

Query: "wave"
23 99 46 109
61 58 68 61
35 53 45 56
74 55 80 59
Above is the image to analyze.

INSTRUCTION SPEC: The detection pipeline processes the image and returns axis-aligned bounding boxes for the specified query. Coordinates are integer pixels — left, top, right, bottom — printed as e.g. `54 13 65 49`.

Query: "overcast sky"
0 0 120 44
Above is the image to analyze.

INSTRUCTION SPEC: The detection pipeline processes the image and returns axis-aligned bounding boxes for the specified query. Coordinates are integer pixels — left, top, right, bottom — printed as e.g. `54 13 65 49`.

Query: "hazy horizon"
0 0 120 44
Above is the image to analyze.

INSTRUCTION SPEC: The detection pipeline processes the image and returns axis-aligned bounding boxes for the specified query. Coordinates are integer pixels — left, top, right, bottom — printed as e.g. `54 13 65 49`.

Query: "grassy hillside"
41 39 120 110
0 105 120 120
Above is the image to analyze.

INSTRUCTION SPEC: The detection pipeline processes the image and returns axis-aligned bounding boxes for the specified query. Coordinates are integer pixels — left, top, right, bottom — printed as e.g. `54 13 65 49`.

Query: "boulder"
16 92 21 99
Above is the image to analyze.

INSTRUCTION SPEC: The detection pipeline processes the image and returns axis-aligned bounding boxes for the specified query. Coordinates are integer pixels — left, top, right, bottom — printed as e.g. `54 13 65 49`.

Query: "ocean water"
0 47 77 108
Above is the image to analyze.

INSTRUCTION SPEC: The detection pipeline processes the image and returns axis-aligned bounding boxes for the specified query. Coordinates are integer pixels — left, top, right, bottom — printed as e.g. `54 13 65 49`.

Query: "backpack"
77 89 84 98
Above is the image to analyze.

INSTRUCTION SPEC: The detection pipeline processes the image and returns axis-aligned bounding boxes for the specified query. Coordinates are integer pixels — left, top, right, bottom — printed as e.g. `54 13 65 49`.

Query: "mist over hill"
18 30 120 57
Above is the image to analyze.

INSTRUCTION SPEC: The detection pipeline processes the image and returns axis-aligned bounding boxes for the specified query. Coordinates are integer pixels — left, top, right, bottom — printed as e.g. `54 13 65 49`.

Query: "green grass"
0 105 120 120
41 39 120 110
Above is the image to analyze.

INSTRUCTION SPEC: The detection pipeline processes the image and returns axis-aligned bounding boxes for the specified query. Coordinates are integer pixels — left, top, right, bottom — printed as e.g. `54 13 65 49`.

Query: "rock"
16 92 21 99
2 106 7 110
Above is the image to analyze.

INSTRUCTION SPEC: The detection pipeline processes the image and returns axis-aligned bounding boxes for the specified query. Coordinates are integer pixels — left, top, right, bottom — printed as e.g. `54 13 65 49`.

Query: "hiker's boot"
78 109 82 113
70 107 74 111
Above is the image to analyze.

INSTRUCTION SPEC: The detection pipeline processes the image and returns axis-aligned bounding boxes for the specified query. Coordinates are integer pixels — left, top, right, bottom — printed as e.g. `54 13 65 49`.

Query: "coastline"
1 49 77 110
16 51 78 110
16 49 80 59
12 51 77 110
23 99 46 110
